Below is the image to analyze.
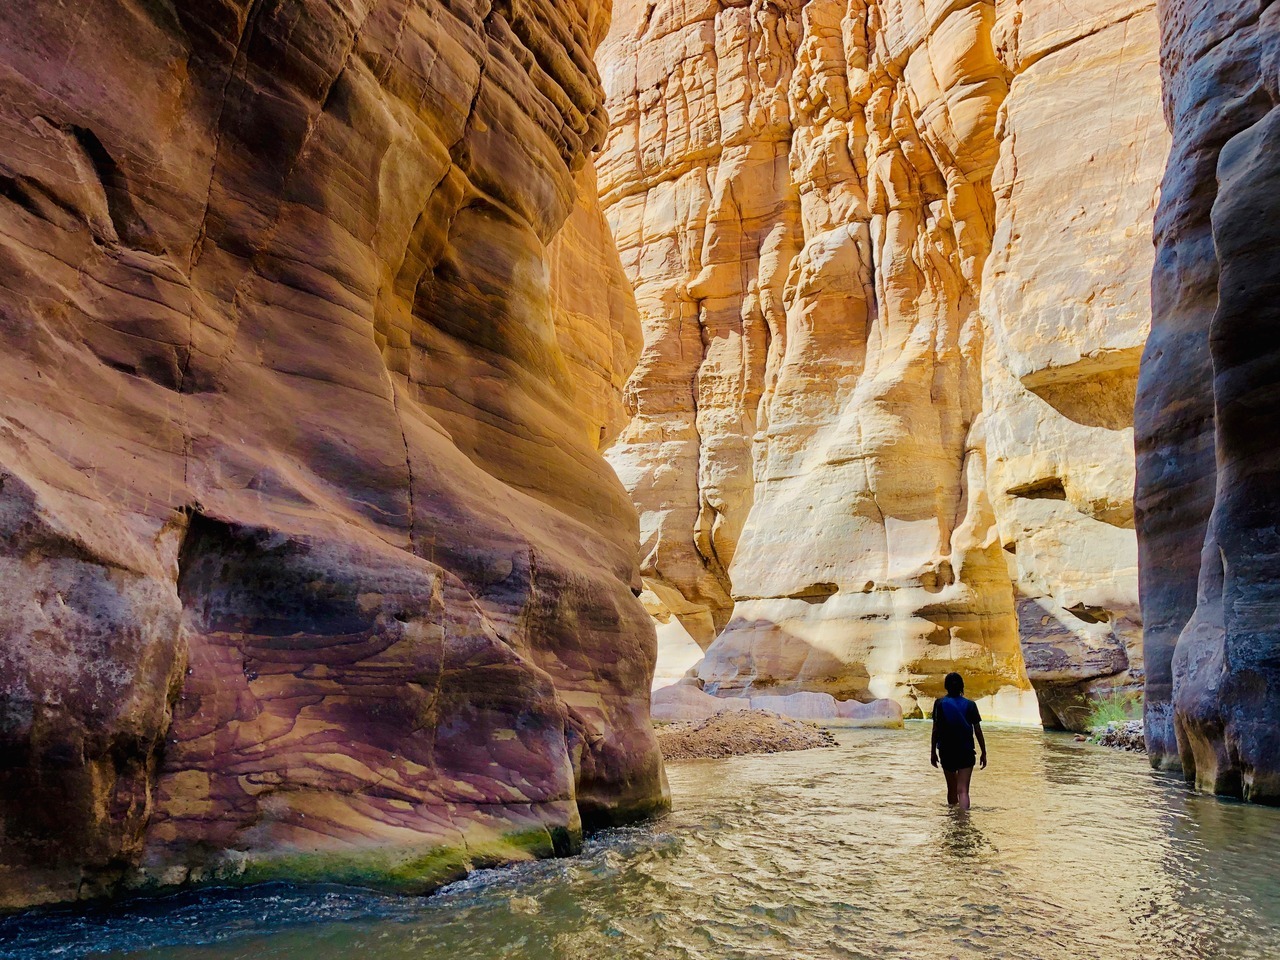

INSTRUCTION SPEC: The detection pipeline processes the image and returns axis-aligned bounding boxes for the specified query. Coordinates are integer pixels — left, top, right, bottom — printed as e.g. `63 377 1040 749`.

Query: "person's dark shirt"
932 694 981 755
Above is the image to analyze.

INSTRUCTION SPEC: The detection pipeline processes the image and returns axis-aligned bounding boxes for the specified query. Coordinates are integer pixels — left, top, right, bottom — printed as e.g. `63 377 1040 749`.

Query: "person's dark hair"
944 672 964 696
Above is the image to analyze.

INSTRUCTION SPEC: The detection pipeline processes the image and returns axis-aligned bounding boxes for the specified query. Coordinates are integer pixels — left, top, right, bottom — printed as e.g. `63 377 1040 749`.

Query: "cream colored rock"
653 683 902 726
600 0 1165 726
748 692 904 728
642 582 710 690
834 697 905 728
549 163 646 450
981 1 1169 728
652 684 752 722
600 0 804 653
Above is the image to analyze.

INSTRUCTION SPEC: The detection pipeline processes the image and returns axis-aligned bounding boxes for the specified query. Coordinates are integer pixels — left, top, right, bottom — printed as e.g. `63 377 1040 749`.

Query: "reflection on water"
3 724 1278 960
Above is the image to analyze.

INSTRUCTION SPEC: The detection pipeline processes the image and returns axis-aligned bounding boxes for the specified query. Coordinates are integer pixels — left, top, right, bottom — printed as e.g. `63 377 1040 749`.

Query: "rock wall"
599 0 1167 723
1137 0 1280 803
981 0 1166 728
0 0 665 909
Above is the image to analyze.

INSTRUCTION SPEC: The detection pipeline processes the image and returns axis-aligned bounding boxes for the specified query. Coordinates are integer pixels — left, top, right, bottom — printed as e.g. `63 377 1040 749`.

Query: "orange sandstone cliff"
0 0 665 909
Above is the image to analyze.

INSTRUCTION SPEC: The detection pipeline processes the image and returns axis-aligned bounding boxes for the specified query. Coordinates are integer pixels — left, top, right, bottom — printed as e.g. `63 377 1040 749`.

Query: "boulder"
748 692 903 728
835 698 906 728
652 685 751 722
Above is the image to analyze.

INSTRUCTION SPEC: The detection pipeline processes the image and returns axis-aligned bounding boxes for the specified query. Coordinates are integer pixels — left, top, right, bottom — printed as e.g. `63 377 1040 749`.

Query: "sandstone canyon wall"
598 0 1168 725
981 1 1165 729
1137 0 1280 804
0 0 666 909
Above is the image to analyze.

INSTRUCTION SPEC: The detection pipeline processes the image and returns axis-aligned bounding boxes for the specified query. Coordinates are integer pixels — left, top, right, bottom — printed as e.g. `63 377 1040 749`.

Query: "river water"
4 724 1278 960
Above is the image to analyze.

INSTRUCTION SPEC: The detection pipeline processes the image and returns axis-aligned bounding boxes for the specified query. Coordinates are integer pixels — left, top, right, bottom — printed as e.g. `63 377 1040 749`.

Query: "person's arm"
930 703 939 767
975 721 987 769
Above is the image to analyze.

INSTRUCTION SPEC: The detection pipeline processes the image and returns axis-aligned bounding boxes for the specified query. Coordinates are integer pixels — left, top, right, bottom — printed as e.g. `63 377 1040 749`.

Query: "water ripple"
1 725 1278 959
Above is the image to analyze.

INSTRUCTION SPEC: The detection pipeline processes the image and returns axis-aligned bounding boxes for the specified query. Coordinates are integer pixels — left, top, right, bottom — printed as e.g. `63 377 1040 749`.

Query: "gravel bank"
656 709 837 760
1088 720 1146 753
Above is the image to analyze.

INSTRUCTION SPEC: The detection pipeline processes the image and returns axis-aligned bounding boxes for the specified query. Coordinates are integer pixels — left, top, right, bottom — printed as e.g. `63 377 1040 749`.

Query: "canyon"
598 0 1167 729
0 0 1277 917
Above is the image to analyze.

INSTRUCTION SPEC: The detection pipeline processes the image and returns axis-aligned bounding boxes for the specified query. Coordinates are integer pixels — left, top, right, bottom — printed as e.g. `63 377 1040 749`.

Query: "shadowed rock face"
0 0 665 909
597 0 1166 723
1137 0 1280 804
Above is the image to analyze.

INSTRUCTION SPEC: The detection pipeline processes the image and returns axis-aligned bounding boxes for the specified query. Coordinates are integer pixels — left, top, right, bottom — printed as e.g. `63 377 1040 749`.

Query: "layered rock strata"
599 0 1166 724
0 0 665 909
981 0 1166 728
652 683 903 726
1137 0 1280 803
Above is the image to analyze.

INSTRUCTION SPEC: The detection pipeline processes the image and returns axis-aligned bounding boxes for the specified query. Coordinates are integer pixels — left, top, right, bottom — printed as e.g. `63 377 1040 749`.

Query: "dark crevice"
65 124 165 254
1007 477 1067 500
0 173 77 226
101 357 140 378
0 174 37 215
1064 602 1111 625
786 582 839 604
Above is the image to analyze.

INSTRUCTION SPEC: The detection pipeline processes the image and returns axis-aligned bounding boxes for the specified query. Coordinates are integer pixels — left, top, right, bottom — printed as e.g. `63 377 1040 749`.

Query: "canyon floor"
4 725 1277 960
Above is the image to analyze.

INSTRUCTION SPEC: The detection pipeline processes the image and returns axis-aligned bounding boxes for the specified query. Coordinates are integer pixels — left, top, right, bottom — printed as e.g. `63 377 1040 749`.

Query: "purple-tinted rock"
1137 0 1280 803
0 0 665 908
652 684 751 722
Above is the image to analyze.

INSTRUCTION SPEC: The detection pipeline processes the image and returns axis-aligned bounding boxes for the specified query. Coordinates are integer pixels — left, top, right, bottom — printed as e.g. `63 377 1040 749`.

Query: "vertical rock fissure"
186 0 269 276
390 381 418 552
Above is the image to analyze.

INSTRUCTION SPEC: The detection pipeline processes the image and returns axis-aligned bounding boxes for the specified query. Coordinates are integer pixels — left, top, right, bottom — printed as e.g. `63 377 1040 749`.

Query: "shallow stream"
4 724 1279 959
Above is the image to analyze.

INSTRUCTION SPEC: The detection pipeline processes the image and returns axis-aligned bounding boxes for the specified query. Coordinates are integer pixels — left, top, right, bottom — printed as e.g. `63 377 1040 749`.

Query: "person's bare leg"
944 768 958 805
955 767 974 811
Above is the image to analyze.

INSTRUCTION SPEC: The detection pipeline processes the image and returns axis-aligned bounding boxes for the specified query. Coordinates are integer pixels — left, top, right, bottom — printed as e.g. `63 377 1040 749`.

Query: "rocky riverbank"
656 710 837 761
1086 721 1146 753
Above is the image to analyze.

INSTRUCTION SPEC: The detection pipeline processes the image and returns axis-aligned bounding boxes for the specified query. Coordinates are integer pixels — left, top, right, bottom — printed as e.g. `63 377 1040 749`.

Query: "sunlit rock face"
0 0 665 909
599 0 1166 722
1137 0 1280 804
981 0 1167 729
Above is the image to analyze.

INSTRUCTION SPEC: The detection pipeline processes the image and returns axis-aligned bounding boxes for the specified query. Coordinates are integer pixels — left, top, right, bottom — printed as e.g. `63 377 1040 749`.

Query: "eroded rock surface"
652 684 753 722
1137 0 1280 803
599 0 1166 724
651 682 902 725
0 0 664 909
982 0 1166 728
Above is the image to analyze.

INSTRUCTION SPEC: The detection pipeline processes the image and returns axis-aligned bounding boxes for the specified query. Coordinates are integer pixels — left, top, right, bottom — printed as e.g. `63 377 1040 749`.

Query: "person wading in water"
930 672 987 810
